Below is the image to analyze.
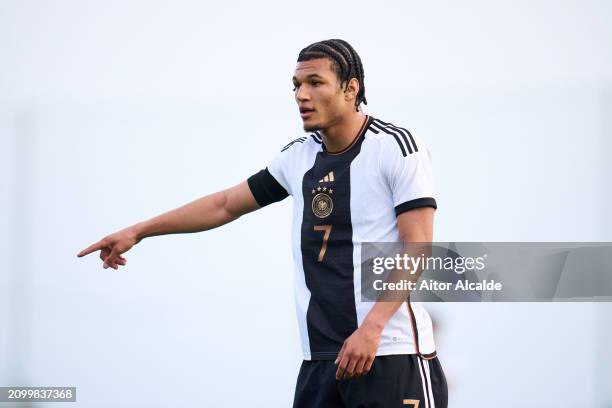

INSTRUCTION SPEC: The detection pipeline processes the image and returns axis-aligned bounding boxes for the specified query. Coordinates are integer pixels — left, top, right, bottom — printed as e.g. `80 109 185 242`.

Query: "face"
292 58 358 131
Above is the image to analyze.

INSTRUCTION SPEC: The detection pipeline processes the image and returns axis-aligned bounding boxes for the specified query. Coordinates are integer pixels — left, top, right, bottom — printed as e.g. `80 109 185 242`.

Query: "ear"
343 78 360 102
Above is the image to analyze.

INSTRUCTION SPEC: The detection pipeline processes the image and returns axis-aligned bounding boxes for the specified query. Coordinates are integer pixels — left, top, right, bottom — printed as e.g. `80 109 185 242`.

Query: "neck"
320 111 367 153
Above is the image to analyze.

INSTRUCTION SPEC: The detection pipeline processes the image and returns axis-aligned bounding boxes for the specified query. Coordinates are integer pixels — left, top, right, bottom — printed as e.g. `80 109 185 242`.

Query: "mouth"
299 107 315 119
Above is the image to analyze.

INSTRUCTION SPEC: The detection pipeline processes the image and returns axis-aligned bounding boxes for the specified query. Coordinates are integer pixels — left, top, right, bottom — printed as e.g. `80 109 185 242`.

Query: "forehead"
293 58 336 80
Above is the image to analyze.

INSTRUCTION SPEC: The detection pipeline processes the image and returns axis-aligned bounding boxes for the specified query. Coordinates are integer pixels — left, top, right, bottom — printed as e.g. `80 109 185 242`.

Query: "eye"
292 83 299 92
311 81 321 86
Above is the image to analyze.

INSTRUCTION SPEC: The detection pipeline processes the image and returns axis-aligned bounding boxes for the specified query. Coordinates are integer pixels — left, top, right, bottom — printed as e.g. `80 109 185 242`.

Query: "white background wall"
1 0 611 406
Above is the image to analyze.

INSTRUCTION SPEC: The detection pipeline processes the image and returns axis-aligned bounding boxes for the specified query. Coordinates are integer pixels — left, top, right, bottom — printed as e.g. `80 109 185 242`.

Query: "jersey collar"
322 115 372 156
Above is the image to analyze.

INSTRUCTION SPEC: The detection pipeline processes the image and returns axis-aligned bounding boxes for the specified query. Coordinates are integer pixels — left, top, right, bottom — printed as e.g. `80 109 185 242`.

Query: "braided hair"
297 39 367 111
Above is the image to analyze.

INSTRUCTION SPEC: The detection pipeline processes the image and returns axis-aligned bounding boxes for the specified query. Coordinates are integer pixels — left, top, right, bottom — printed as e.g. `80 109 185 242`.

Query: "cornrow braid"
297 39 367 111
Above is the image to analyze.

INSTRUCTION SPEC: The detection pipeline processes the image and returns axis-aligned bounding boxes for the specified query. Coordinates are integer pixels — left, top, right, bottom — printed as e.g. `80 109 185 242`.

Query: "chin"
302 120 322 132
303 125 320 132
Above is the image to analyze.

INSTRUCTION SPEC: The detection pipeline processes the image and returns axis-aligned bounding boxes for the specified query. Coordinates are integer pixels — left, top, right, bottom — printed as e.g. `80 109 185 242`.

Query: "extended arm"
334 206 435 380
77 181 260 269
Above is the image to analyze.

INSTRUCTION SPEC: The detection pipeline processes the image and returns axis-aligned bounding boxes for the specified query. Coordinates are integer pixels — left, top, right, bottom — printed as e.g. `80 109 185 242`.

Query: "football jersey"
247 115 438 361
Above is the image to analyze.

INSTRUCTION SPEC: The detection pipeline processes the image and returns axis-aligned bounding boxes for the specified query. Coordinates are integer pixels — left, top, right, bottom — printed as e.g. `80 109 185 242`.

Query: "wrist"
131 222 147 242
361 315 386 335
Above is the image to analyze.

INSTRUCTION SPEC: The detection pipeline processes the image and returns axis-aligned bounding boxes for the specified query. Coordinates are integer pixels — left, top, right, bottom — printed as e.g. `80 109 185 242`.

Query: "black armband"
247 168 289 207
395 197 437 216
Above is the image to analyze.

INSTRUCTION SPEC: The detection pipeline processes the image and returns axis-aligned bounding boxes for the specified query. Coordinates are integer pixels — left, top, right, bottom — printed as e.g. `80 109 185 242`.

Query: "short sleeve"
381 138 438 216
247 149 292 208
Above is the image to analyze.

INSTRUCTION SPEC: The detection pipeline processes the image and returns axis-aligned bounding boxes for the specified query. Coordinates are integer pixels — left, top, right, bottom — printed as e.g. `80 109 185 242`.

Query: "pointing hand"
77 227 141 270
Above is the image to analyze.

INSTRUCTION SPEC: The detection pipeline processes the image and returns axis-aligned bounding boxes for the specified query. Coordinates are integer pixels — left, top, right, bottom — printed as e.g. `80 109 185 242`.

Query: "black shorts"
293 354 447 408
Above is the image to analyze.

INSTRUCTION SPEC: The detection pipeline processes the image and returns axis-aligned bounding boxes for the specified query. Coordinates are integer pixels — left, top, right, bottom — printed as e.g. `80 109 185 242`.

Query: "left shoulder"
367 116 428 158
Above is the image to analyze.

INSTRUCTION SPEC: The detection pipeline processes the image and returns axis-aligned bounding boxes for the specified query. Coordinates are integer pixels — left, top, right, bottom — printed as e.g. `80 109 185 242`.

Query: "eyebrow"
292 74 325 82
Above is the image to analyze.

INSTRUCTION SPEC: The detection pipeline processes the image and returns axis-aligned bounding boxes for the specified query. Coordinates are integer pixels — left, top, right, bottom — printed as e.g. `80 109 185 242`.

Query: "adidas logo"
318 171 335 183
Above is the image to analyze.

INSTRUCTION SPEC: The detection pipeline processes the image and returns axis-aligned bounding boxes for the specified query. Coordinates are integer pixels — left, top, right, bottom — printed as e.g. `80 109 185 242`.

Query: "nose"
295 86 310 103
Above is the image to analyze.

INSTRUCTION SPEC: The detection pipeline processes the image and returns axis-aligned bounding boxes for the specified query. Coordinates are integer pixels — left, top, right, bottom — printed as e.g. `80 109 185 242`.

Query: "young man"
78 39 448 407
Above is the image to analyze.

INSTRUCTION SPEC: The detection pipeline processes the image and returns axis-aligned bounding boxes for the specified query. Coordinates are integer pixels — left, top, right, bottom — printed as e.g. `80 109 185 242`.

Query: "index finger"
77 241 106 257
336 353 350 380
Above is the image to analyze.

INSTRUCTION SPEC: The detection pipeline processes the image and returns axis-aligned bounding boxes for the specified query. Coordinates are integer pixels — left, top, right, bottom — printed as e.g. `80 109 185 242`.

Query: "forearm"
77 181 260 269
362 300 405 332
132 191 230 240
362 268 419 334
362 207 434 333
132 182 258 241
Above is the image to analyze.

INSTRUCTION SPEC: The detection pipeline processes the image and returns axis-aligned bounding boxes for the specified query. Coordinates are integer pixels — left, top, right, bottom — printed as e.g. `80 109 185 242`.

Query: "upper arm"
247 167 290 208
223 180 261 218
379 130 437 242
243 142 295 209
397 207 435 243
382 142 437 216
227 136 305 216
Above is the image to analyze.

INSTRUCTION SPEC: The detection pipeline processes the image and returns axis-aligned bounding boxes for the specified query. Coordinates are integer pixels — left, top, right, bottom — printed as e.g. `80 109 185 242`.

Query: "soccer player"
78 39 448 407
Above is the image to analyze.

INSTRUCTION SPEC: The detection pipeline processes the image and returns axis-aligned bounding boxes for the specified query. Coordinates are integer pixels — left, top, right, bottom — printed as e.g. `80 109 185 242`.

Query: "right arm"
133 181 260 238
77 181 260 269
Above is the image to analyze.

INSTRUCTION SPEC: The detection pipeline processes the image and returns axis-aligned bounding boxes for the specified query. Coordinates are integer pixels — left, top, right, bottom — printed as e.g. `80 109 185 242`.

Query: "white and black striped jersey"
247 115 438 361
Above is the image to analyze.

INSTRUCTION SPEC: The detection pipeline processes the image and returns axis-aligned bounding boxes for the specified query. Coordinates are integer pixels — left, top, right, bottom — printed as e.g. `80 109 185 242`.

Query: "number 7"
313 225 332 262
